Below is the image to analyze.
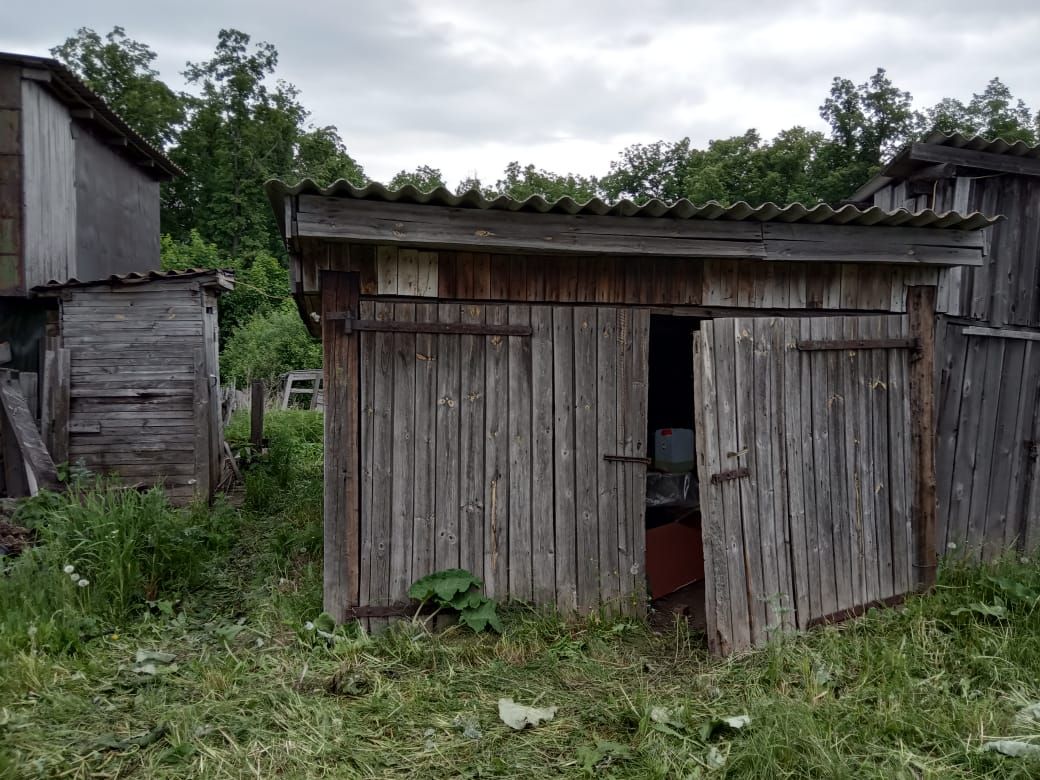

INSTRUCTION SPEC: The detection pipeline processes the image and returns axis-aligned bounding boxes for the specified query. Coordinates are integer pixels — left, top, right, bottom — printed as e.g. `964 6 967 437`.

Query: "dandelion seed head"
77 578 89 588
63 565 75 575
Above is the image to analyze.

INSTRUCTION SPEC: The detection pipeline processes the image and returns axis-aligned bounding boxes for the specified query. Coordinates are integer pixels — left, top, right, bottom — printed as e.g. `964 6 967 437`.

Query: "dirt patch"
0 520 34 557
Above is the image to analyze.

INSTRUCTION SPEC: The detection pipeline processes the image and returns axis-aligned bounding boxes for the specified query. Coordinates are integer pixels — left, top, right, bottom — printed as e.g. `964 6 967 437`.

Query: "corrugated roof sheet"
267 179 998 233
0 51 182 180
849 131 1040 202
32 268 235 292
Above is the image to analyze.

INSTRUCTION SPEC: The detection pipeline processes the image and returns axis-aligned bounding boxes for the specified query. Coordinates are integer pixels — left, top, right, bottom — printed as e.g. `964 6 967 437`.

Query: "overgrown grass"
3 411 1040 778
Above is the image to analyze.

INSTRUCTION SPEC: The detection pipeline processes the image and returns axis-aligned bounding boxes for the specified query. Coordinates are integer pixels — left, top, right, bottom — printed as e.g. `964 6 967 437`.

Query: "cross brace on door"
324 311 532 336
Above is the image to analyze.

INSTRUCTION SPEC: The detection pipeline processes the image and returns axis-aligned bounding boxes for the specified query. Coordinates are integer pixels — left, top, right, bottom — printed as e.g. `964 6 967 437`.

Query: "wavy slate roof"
0 51 182 180
267 179 998 234
32 268 234 291
849 131 1040 202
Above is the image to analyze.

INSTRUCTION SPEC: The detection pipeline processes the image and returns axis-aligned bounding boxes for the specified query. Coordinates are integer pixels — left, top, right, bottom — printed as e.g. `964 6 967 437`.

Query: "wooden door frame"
321 271 362 623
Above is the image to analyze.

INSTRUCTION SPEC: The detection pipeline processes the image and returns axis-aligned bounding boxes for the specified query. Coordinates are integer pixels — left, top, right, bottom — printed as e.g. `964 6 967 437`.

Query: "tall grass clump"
0 482 237 653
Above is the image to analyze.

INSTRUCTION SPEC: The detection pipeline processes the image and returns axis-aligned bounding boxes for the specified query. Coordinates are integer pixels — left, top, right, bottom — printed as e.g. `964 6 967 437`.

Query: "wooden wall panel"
354 302 649 616
61 282 212 504
936 317 1040 559
21 80 75 289
695 314 915 654
298 241 938 315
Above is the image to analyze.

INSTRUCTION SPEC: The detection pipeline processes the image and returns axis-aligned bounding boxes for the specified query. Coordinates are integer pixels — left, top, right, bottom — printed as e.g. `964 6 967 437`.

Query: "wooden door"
355 301 650 624
693 315 917 654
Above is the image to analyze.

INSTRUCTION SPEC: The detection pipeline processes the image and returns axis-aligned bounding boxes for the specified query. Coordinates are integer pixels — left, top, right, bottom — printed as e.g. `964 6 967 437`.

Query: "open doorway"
645 314 707 631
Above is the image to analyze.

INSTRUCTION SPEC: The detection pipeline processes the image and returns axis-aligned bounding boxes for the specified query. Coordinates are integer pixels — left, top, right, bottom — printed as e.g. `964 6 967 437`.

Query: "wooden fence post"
908 286 938 589
250 381 265 449
322 271 361 623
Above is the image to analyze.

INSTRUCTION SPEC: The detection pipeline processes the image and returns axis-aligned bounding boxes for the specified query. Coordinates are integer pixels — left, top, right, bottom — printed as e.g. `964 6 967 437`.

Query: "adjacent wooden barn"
850 132 1040 561
268 180 994 654
32 270 232 504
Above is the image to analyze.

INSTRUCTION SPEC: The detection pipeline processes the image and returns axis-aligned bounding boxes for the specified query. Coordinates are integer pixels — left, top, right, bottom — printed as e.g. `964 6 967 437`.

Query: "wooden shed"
850 132 1040 562
268 180 995 653
0 52 180 376
28 270 233 504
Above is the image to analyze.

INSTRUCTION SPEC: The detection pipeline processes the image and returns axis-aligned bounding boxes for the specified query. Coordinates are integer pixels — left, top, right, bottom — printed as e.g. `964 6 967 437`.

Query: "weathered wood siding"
875 175 1040 327
73 127 160 279
293 242 941 333
354 301 649 616
936 316 1040 559
0 64 22 296
694 315 915 655
21 80 75 289
59 280 218 503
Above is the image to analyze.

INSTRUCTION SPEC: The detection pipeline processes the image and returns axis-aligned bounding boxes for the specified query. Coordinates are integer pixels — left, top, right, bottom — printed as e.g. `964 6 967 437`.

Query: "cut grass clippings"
2 411 1040 778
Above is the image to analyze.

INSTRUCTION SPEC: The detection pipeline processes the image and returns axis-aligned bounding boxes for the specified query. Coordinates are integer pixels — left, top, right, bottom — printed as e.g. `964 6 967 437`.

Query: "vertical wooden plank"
51 348 69 464
712 319 753 650
507 305 534 601
577 258 598 302
615 309 632 607
946 330 986 553
766 318 794 632
483 306 510 599
856 319 881 604
885 316 912 596
376 246 399 295
459 304 486 580
735 318 767 645
397 249 419 297
489 254 509 300
1007 342 1040 550
573 307 599 610
868 318 894 599
435 303 462 575
596 258 616 304
984 337 1026 559
456 252 475 299
908 287 938 588
526 256 546 301
358 304 376 632
626 309 650 611
438 251 458 298
472 253 492 300
558 257 579 302
805 318 837 618
751 319 781 635
191 347 211 501
390 303 416 605
596 308 620 608
369 301 396 631
821 317 853 611
320 271 360 623
836 318 865 608
552 306 578 611
782 319 813 627
508 255 528 301
693 328 726 653
965 338 1005 560
416 251 438 297
349 245 378 296
250 381 264 447
935 319 967 550
412 303 438 585
530 306 556 604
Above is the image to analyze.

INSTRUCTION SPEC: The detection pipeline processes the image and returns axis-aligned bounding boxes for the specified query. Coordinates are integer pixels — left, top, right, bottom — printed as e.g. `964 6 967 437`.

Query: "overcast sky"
3 1 1040 185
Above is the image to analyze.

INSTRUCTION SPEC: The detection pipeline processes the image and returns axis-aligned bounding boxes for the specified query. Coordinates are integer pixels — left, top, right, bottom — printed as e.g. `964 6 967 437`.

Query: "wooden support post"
321 271 361 623
908 286 938 589
0 376 60 494
250 381 265 449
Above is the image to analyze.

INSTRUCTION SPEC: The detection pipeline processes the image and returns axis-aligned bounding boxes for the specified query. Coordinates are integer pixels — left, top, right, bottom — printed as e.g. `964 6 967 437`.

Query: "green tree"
50 26 184 148
293 125 367 184
388 165 446 191
164 29 306 258
925 78 1037 144
491 161 598 202
600 139 693 203
221 306 322 386
816 68 923 202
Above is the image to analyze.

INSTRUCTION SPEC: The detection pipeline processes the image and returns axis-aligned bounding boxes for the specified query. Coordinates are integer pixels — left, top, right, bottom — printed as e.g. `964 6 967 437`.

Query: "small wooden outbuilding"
850 132 1040 561
31 270 232 504
268 180 995 654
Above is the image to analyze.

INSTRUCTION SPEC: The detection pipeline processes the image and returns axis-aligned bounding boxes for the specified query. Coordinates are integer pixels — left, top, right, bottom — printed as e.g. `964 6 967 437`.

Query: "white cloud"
2 0 1039 185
